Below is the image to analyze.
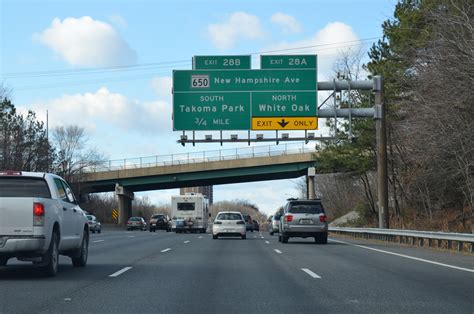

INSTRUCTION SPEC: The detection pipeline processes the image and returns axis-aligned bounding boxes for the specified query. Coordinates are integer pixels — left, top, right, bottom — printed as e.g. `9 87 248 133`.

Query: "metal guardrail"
329 227 474 253
86 142 316 172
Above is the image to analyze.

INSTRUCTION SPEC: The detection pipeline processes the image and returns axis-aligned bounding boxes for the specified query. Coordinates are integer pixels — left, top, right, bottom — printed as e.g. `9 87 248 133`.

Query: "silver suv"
278 198 328 244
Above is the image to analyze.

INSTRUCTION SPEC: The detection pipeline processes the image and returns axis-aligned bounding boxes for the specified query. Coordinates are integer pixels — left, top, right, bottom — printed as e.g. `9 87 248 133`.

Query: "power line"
4 37 380 79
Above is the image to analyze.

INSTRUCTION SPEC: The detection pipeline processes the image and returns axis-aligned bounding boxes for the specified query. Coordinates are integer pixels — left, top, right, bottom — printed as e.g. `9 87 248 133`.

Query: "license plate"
300 219 313 224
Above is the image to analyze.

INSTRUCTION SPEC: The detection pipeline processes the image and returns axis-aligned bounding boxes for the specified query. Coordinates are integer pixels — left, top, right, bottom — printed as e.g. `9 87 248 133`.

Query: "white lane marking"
161 248 171 253
330 239 474 273
64 298 72 301
198 236 203 239
109 267 133 277
265 241 270 244
274 249 282 254
127 236 135 238
92 240 104 243
301 268 322 279
184 240 190 244
261 236 265 239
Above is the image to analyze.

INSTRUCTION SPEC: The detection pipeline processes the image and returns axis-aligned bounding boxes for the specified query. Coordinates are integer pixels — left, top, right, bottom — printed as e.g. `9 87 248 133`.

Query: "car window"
288 202 324 214
217 213 242 220
54 178 67 200
0 177 51 198
87 215 93 220
177 203 195 211
152 215 164 219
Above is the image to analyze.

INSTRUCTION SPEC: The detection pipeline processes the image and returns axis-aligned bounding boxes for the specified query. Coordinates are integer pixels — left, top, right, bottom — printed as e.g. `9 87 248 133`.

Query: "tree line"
314 0 473 232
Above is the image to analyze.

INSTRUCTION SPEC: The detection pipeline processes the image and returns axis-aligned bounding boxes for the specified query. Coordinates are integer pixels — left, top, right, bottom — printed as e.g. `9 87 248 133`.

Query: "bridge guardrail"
85 142 316 172
329 227 474 253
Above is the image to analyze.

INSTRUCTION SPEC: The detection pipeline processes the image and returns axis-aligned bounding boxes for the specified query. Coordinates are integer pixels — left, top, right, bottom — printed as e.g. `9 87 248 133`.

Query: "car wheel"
241 234 246 240
318 233 328 244
71 230 89 267
269 231 274 236
0 256 8 266
98 229 101 234
91 229 95 234
278 235 282 242
212 235 218 239
42 232 59 277
282 235 289 243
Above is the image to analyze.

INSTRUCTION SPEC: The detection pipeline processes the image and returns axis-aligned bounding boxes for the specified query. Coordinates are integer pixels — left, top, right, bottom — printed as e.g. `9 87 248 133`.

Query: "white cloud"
21 87 171 134
151 76 173 99
108 14 128 28
270 13 302 34
34 16 137 67
265 22 360 80
207 12 264 50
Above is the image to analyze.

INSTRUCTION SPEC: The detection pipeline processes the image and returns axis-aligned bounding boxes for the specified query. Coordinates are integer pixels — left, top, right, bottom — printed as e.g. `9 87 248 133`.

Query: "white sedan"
212 211 246 240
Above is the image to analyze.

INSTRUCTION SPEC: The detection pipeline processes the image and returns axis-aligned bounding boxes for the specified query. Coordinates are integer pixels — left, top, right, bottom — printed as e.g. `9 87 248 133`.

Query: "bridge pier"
307 167 316 199
115 184 134 225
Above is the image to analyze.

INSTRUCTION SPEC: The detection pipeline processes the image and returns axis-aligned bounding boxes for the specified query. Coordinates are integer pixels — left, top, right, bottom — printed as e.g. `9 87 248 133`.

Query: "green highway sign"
173 69 317 92
193 55 251 70
173 92 250 130
251 92 317 117
260 55 317 69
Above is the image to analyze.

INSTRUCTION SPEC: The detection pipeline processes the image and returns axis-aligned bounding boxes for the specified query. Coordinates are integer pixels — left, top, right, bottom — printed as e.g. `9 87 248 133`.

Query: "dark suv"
149 214 172 232
278 198 328 244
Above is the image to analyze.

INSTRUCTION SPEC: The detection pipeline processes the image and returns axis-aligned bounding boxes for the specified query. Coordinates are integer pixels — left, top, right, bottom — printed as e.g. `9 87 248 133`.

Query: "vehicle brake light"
33 202 44 216
33 202 45 226
319 215 327 222
284 215 293 222
0 171 22 176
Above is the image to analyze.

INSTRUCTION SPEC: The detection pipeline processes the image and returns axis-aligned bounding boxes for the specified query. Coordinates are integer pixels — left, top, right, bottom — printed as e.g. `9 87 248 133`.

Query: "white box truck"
171 193 209 233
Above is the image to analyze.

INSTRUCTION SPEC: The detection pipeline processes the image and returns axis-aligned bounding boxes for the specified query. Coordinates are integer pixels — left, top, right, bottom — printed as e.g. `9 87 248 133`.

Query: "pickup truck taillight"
284 215 293 223
33 202 45 226
319 215 327 222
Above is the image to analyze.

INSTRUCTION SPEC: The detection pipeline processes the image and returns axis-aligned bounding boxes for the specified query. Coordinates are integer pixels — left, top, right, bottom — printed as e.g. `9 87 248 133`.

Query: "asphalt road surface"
1 228 472 313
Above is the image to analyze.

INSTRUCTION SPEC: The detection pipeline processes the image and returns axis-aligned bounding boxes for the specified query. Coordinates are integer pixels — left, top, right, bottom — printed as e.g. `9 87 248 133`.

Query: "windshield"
177 203 195 211
289 202 324 214
0 178 51 198
216 213 242 220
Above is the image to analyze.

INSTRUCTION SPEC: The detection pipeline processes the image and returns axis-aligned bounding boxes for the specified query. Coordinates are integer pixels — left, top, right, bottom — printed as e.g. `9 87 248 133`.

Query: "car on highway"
212 211 246 239
279 198 328 244
252 219 260 232
242 214 254 232
127 217 147 231
86 215 101 233
269 212 282 236
149 213 172 232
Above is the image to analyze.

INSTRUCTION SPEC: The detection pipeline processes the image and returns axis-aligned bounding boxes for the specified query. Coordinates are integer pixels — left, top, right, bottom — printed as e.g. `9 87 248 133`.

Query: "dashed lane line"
330 239 474 273
109 267 133 277
274 249 283 254
184 240 190 244
127 236 136 238
161 248 172 253
301 268 322 279
265 241 270 244
198 236 203 239
92 240 104 243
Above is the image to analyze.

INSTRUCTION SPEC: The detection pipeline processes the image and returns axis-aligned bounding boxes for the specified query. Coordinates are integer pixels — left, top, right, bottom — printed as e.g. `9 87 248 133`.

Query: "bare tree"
52 125 106 182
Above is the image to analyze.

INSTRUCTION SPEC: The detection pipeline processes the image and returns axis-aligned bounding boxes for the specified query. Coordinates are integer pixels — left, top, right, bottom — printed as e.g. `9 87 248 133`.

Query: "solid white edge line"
109 267 133 277
161 248 171 252
330 239 474 273
301 268 322 279
92 240 104 243
274 249 282 254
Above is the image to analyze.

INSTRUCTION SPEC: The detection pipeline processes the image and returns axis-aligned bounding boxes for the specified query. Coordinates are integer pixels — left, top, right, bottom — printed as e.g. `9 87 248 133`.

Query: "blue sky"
1 0 396 215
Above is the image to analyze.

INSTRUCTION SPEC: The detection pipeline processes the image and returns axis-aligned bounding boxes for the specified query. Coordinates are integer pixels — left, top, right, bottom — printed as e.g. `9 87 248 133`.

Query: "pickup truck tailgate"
0 198 34 236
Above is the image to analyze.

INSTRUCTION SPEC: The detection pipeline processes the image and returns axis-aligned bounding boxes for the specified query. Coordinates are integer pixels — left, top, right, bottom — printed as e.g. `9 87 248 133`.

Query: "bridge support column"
115 184 134 225
307 167 316 200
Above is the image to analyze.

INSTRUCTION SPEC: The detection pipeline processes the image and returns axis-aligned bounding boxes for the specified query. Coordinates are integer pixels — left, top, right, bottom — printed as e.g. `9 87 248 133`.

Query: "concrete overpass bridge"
76 143 317 223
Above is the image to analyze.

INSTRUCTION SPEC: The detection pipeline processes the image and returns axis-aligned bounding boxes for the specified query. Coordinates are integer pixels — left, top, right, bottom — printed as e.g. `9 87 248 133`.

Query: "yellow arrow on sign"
251 117 318 130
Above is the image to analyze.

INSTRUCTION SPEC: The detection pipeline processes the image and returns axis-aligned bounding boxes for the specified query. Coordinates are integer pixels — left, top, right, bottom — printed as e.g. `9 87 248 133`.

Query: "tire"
0 256 8 266
278 235 282 242
241 234 246 240
91 229 95 234
282 235 289 243
212 235 218 239
71 230 89 267
318 233 328 245
42 232 59 277
98 229 101 234
269 231 274 236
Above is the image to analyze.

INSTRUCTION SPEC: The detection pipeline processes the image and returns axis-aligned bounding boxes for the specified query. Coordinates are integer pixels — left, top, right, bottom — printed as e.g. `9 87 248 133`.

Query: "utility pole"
374 76 389 229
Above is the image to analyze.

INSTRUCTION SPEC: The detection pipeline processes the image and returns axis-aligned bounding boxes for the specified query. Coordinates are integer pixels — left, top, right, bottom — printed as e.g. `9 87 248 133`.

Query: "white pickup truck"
0 171 89 276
